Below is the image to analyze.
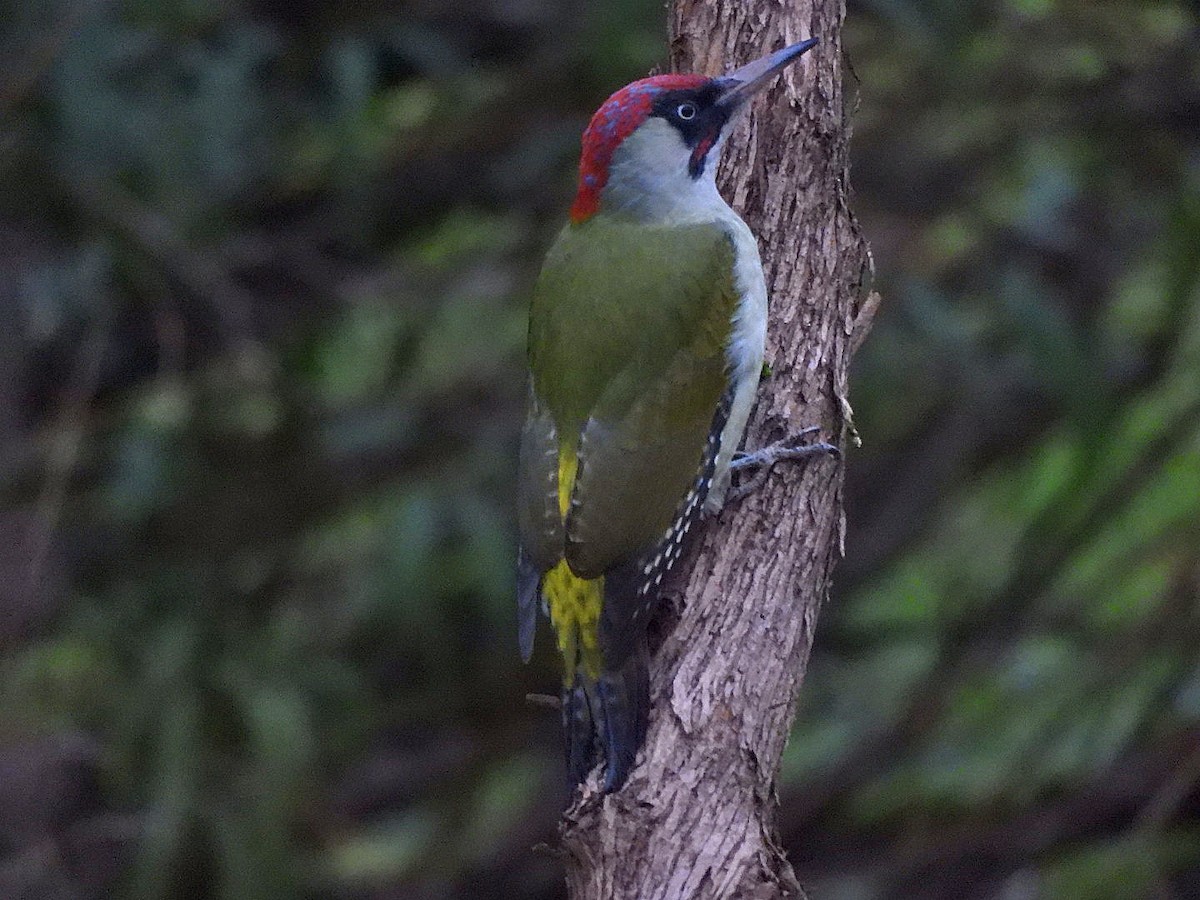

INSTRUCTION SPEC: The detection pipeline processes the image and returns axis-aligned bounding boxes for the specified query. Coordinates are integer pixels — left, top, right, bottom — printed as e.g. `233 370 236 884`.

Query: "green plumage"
518 214 739 790
523 216 737 576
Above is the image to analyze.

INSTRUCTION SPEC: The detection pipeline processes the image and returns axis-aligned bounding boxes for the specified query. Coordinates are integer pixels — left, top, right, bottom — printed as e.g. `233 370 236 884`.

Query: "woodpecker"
518 38 820 792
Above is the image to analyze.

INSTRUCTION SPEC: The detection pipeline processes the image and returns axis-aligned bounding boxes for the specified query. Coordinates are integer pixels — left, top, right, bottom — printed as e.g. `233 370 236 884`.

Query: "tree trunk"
559 1 874 898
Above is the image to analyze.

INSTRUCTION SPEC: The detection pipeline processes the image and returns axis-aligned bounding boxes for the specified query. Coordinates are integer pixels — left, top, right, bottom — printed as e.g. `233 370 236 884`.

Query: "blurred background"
1 1 1198 898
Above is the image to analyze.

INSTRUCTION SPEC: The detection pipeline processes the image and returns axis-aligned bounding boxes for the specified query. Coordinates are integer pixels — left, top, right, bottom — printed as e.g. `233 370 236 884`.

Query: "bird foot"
727 427 840 502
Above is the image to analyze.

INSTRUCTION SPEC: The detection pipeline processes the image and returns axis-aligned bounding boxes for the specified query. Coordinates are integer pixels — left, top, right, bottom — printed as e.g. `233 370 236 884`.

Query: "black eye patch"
651 84 730 173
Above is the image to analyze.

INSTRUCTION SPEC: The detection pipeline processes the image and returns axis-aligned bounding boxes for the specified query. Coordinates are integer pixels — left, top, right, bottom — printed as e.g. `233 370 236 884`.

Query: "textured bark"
558 1 874 898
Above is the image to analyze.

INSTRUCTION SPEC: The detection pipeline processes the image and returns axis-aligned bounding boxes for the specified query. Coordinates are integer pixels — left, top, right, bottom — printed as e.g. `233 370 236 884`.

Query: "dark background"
2 1 1198 898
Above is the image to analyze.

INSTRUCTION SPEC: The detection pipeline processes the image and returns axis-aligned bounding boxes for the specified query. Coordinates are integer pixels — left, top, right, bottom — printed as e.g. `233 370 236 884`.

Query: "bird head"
570 38 819 224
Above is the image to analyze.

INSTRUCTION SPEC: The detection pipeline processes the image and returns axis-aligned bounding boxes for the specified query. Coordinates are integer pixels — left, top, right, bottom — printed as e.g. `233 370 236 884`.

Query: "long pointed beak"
716 37 819 110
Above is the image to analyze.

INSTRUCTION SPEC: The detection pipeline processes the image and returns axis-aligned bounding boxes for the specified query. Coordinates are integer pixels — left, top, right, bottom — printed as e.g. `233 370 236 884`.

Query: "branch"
558 1 873 896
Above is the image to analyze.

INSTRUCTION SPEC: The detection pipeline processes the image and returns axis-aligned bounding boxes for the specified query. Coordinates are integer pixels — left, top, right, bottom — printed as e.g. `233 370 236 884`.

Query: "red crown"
570 74 708 223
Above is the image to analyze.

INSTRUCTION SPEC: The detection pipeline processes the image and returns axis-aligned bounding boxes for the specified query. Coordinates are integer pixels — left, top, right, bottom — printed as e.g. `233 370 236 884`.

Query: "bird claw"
727 427 840 502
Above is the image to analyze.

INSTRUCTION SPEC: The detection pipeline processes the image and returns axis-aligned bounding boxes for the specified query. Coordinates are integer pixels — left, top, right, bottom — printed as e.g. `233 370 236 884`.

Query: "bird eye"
676 103 697 120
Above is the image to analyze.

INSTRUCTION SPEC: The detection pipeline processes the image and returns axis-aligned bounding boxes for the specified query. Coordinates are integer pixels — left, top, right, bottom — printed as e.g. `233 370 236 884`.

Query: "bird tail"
561 645 649 792
562 672 596 786
595 645 649 792
545 558 650 792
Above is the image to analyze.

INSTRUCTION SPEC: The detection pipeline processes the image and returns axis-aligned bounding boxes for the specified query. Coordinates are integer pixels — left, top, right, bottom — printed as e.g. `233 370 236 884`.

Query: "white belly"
706 214 767 513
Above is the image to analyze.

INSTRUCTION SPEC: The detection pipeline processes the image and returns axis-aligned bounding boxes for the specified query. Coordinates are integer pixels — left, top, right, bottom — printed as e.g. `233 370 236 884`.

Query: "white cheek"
609 121 692 185
602 119 729 222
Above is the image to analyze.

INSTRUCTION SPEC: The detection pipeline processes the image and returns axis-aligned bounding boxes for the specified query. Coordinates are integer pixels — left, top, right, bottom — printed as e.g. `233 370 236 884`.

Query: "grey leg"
728 427 840 502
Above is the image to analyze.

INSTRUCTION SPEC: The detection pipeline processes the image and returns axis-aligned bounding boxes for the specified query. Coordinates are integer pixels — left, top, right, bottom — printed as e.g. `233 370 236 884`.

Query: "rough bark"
559 1 874 898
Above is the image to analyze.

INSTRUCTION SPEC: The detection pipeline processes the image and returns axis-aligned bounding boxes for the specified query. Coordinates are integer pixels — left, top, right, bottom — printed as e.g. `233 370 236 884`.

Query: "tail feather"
561 653 649 792
563 674 598 787
595 648 649 792
517 546 540 663
541 523 669 792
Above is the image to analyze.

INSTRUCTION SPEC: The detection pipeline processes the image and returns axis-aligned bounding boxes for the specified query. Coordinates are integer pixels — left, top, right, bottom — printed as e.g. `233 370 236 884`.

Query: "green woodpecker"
518 38 820 792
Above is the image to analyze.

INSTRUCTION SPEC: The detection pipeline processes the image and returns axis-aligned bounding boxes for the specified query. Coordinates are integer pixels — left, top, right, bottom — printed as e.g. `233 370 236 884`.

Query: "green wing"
516 384 563 575
519 217 737 579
